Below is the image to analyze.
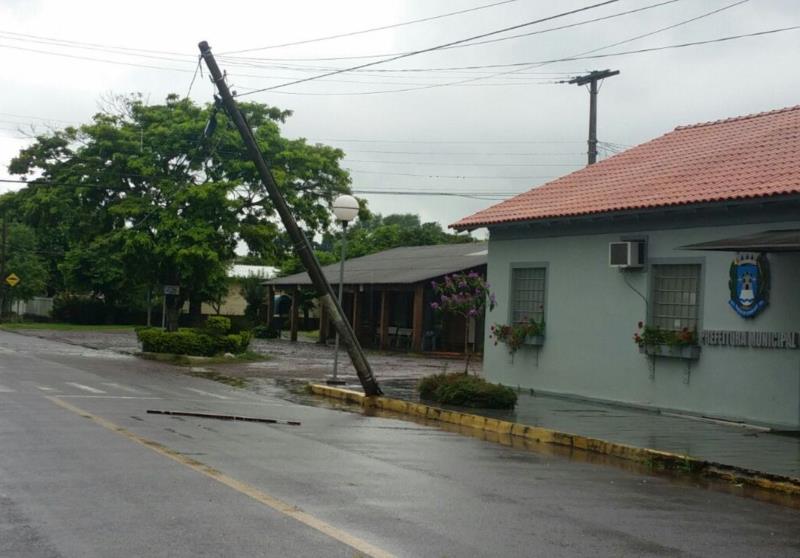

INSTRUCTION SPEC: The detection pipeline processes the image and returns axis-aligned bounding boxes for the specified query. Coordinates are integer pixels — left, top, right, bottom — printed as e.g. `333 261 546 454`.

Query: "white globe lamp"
332 194 359 223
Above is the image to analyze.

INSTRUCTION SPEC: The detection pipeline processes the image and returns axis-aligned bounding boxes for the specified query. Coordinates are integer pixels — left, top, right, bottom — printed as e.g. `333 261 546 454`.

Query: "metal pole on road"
198 41 382 396
329 220 348 385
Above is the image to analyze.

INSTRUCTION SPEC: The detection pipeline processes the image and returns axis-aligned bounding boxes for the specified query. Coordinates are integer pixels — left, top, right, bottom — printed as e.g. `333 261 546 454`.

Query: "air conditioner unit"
609 241 644 269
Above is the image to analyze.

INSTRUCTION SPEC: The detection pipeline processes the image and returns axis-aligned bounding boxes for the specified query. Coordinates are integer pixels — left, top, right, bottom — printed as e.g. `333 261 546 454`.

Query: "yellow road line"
46 396 394 558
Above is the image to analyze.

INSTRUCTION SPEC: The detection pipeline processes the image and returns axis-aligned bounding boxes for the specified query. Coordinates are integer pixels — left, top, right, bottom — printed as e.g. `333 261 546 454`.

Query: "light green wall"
485 219 800 428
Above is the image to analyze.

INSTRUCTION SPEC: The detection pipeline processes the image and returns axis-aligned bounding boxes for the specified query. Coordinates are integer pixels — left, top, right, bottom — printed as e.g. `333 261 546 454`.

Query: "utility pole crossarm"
566 69 620 87
565 69 620 166
198 41 382 396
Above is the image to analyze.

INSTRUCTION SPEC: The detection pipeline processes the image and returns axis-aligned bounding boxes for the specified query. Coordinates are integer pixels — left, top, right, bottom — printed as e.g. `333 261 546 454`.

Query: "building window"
651 264 701 331
511 267 546 324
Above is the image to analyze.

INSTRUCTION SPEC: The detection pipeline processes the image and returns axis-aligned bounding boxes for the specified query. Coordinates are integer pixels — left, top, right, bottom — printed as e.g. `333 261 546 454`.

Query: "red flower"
637 321 644 329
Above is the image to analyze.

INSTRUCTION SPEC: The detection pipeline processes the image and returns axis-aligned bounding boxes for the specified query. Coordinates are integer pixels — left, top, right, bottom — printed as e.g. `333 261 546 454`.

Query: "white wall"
485 219 800 428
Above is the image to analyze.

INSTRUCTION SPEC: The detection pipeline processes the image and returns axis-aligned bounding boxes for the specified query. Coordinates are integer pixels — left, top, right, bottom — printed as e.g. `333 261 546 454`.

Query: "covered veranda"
265 242 488 354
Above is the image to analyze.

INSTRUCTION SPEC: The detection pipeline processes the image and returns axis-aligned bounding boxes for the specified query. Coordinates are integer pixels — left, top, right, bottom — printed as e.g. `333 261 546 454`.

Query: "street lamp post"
327 194 359 385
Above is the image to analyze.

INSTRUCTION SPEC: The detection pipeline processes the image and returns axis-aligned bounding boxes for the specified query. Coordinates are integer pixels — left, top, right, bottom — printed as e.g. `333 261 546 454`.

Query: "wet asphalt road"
0 331 798 557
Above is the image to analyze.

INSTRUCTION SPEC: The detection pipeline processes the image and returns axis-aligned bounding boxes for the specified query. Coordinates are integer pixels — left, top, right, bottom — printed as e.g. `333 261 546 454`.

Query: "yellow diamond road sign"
5 273 19 287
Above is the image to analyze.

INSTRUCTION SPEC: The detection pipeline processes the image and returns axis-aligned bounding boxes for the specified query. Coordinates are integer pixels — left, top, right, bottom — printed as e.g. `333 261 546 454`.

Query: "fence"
17 297 54 318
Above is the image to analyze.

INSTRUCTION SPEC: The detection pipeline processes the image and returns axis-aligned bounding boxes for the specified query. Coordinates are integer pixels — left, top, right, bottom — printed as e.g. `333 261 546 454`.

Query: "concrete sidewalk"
375 381 800 481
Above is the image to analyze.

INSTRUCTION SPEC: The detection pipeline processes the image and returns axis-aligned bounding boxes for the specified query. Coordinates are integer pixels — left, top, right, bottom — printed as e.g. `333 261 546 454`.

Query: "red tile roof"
452 105 800 230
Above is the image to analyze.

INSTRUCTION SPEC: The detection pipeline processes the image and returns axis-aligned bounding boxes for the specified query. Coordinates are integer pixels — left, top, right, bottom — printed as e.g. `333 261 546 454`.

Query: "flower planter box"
524 335 545 347
639 344 700 360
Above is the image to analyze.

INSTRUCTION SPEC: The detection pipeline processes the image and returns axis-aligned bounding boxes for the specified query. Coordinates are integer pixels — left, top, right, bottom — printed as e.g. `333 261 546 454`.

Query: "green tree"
7 94 352 326
321 212 473 262
239 274 269 323
1 222 48 313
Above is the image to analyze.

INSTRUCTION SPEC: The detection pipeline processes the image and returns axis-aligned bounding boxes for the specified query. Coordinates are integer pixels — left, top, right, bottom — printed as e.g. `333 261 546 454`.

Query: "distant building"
201 264 277 316
454 106 800 429
266 242 486 353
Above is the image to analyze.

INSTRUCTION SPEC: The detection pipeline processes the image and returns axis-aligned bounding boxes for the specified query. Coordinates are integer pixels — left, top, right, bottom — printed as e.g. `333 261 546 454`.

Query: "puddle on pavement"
248 377 800 510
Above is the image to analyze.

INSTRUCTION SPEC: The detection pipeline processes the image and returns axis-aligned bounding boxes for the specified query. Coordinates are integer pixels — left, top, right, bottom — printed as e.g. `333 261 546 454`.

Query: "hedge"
418 373 517 409
136 328 251 357
252 325 280 339
204 316 231 337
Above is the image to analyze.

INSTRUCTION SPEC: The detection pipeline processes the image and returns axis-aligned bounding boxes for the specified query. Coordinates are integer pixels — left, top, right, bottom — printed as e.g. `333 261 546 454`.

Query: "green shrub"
218 331 252 354
137 327 251 356
252 325 279 339
418 373 517 409
204 316 231 336
227 315 255 333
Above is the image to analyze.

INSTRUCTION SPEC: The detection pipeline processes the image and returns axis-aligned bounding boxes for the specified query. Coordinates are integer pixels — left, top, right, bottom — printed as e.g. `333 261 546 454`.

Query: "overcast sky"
1 0 798 239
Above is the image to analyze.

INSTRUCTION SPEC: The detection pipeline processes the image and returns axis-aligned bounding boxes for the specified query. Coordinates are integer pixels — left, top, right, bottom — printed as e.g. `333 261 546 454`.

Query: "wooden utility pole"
566 69 619 165
198 41 382 396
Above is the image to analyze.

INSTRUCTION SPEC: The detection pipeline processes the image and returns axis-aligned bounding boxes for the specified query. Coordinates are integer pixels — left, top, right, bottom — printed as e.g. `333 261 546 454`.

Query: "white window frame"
649 263 702 332
509 266 547 325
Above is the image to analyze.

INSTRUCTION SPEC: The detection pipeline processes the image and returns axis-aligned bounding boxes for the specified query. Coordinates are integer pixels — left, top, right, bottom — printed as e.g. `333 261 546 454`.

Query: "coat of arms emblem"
728 253 769 318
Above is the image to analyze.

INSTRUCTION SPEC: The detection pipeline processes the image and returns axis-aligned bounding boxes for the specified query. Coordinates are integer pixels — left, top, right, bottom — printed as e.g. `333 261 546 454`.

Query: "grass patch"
418 373 517 409
0 322 137 332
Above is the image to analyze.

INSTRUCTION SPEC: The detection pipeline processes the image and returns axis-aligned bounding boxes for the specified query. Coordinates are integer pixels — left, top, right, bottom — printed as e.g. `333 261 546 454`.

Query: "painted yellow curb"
309 384 800 497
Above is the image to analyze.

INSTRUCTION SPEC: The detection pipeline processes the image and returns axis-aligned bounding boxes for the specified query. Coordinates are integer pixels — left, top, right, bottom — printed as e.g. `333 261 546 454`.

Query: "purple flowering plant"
430 271 495 373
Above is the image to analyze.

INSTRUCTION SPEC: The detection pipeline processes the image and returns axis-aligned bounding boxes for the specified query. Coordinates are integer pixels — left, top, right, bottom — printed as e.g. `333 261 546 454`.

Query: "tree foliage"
279 212 472 276
1 222 48 308
5 94 352 321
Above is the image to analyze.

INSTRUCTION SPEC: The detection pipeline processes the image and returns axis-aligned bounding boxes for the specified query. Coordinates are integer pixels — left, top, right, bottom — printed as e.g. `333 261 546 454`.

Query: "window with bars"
651 264 701 331
510 267 546 324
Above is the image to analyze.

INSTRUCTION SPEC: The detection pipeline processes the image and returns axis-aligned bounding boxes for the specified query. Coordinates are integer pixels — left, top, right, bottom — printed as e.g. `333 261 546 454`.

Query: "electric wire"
344 169 555 179
339 149 586 156
1 12 792 99
343 159 581 167
234 0 619 97
238 0 753 96
0 177 524 201
221 0 679 63
220 0 519 55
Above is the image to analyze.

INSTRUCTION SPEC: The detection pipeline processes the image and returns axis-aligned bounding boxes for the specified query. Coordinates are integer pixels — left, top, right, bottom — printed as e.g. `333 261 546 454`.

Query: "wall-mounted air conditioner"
609 241 644 269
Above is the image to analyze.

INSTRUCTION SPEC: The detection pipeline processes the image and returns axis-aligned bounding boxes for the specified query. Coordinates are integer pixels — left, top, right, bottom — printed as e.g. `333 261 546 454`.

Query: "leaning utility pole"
198 41 382 396
566 69 619 165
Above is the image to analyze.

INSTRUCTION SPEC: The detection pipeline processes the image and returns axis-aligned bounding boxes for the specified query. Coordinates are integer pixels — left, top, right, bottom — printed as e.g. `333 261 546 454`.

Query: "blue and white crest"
728 253 769 318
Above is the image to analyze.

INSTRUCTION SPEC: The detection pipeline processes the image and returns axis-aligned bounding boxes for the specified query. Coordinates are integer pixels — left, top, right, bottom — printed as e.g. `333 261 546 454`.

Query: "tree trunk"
463 319 470 375
165 295 181 332
188 295 203 327
146 288 152 327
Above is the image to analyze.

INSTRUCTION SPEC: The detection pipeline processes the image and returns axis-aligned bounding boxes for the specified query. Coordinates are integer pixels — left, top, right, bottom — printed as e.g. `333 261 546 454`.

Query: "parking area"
6 327 476 384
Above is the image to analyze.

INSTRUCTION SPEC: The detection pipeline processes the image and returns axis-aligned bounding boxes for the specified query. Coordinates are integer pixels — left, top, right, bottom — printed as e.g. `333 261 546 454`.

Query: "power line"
0 32 568 87
0 111 78 124
309 138 584 144
0 177 526 202
222 0 679 63
344 159 581 167
335 22 793 75
257 22 798 97
352 189 518 200
339 148 586 156
239 0 753 96
235 0 619 96
0 28 577 80
221 0 518 55
0 42 195 73
3 11 787 99
345 169 555 179
0 29 192 59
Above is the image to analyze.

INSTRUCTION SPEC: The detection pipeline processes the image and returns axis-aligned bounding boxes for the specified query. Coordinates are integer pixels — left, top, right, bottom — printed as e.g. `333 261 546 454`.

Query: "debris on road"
146 409 300 426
